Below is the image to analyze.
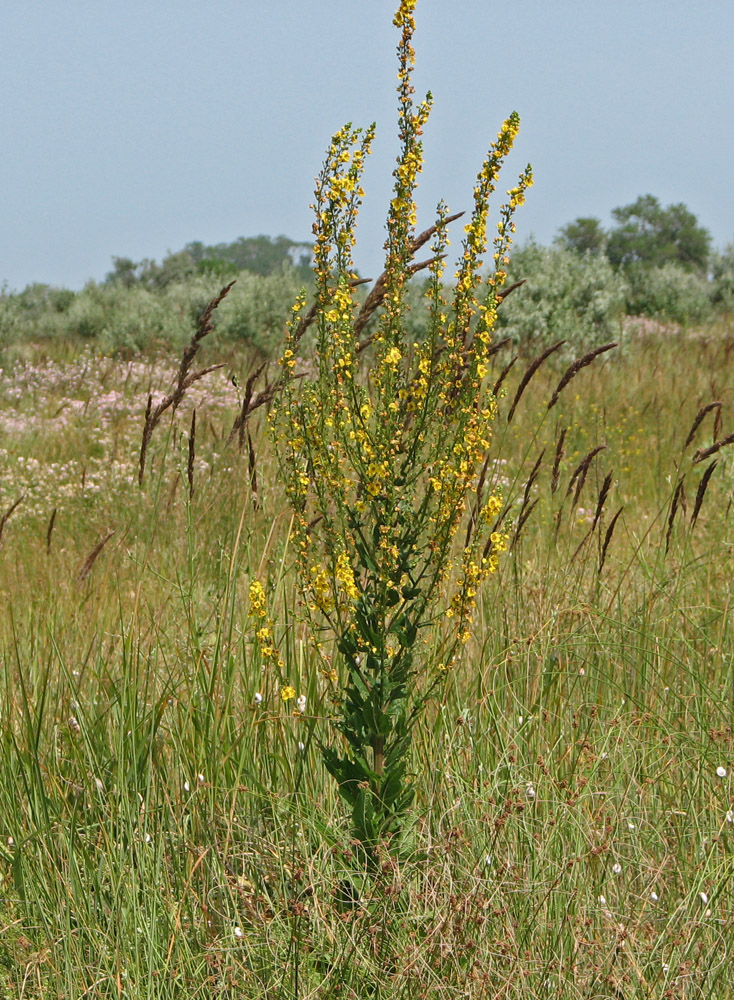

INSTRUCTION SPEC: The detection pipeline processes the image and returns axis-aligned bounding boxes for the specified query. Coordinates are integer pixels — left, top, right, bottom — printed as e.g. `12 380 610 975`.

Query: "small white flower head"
234 926 244 939
297 741 305 753
612 862 622 874
716 766 727 778
518 715 524 725
144 833 152 844
726 810 734 824
578 667 585 676
296 694 307 714
526 783 536 800
627 821 636 831
7 836 14 848
68 716 81 734
197 773 205 785
94 777 105 793
254 692 263 705
699 891 709 904
484 854 492 867
650 891 659 902
662 963 670 974
600 752 609 760
183 780 190 793
598 894 607 906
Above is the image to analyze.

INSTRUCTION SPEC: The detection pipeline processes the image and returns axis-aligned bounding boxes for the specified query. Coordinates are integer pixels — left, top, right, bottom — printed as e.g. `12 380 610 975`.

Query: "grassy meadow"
0 314 732 998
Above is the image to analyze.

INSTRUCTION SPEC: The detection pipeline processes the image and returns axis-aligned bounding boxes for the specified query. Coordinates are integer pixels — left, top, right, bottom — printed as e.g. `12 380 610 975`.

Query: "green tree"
555 216 607 255
606 194 711 274
185 234 313 279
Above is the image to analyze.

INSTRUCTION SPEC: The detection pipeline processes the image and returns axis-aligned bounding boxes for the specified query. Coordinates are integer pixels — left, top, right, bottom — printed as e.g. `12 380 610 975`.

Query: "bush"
215 270 311 354
497 241 627 352
711 245 734 312
625 262 713 325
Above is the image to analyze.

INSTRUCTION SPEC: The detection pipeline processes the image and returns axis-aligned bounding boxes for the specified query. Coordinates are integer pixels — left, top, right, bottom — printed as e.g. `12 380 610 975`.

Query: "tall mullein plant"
270 0 532 858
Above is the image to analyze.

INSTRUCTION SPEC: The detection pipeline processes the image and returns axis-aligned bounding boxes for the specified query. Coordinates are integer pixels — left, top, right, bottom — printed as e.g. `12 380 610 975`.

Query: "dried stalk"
0 495 24 545
507 341 565 423
684 401 722 450
690 460 718 528
592 471 613 531
547 342 618 410
665 478 685 554
598 506 623 574
567 445 606 505
693 431 734 464
551 427 567 494
78 530 115 583
46 508 57 554
492 356 517 398
138 281 233 484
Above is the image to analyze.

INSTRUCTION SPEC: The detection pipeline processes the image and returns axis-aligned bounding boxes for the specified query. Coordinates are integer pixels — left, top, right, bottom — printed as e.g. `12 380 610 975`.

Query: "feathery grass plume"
512 498 539 547
270 0 531 860
511 449 543 547
46 507 57 554
228 360 267 448
551 427 567 494
665 477 685 554
506 340 565 423
0 495 24 545
598 505 623 573
77 530 115 583
187 409 196 498
684 400 722 450
692 430 734 464
465 451 494 548
567 445 606 505
547 342 618 410
166 472 180 514
690 460 718 528
492 354 517 398
592 470 613 531
138 281 232 484
570 524 593 563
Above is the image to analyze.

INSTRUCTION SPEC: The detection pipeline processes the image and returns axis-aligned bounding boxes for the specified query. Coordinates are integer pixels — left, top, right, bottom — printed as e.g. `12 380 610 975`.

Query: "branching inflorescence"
264 0 532 859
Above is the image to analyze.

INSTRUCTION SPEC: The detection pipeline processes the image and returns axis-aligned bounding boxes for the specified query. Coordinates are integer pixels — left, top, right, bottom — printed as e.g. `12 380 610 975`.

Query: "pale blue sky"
2 1 733 291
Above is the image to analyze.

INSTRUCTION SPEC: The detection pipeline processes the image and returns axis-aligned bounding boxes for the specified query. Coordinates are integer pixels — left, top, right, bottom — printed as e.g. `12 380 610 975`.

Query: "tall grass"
0 321 732 997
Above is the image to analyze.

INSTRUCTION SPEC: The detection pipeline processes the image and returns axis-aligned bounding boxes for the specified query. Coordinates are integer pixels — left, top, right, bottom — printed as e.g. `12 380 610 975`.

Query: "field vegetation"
1 3 734 998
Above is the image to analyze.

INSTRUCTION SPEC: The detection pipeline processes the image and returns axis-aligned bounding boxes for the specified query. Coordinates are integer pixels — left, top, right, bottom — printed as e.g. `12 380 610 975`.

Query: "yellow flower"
281 686 296 702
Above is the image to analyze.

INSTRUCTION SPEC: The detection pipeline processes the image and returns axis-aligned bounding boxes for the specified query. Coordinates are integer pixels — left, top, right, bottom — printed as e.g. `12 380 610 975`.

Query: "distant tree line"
104 234 314 289
2 198 734 356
